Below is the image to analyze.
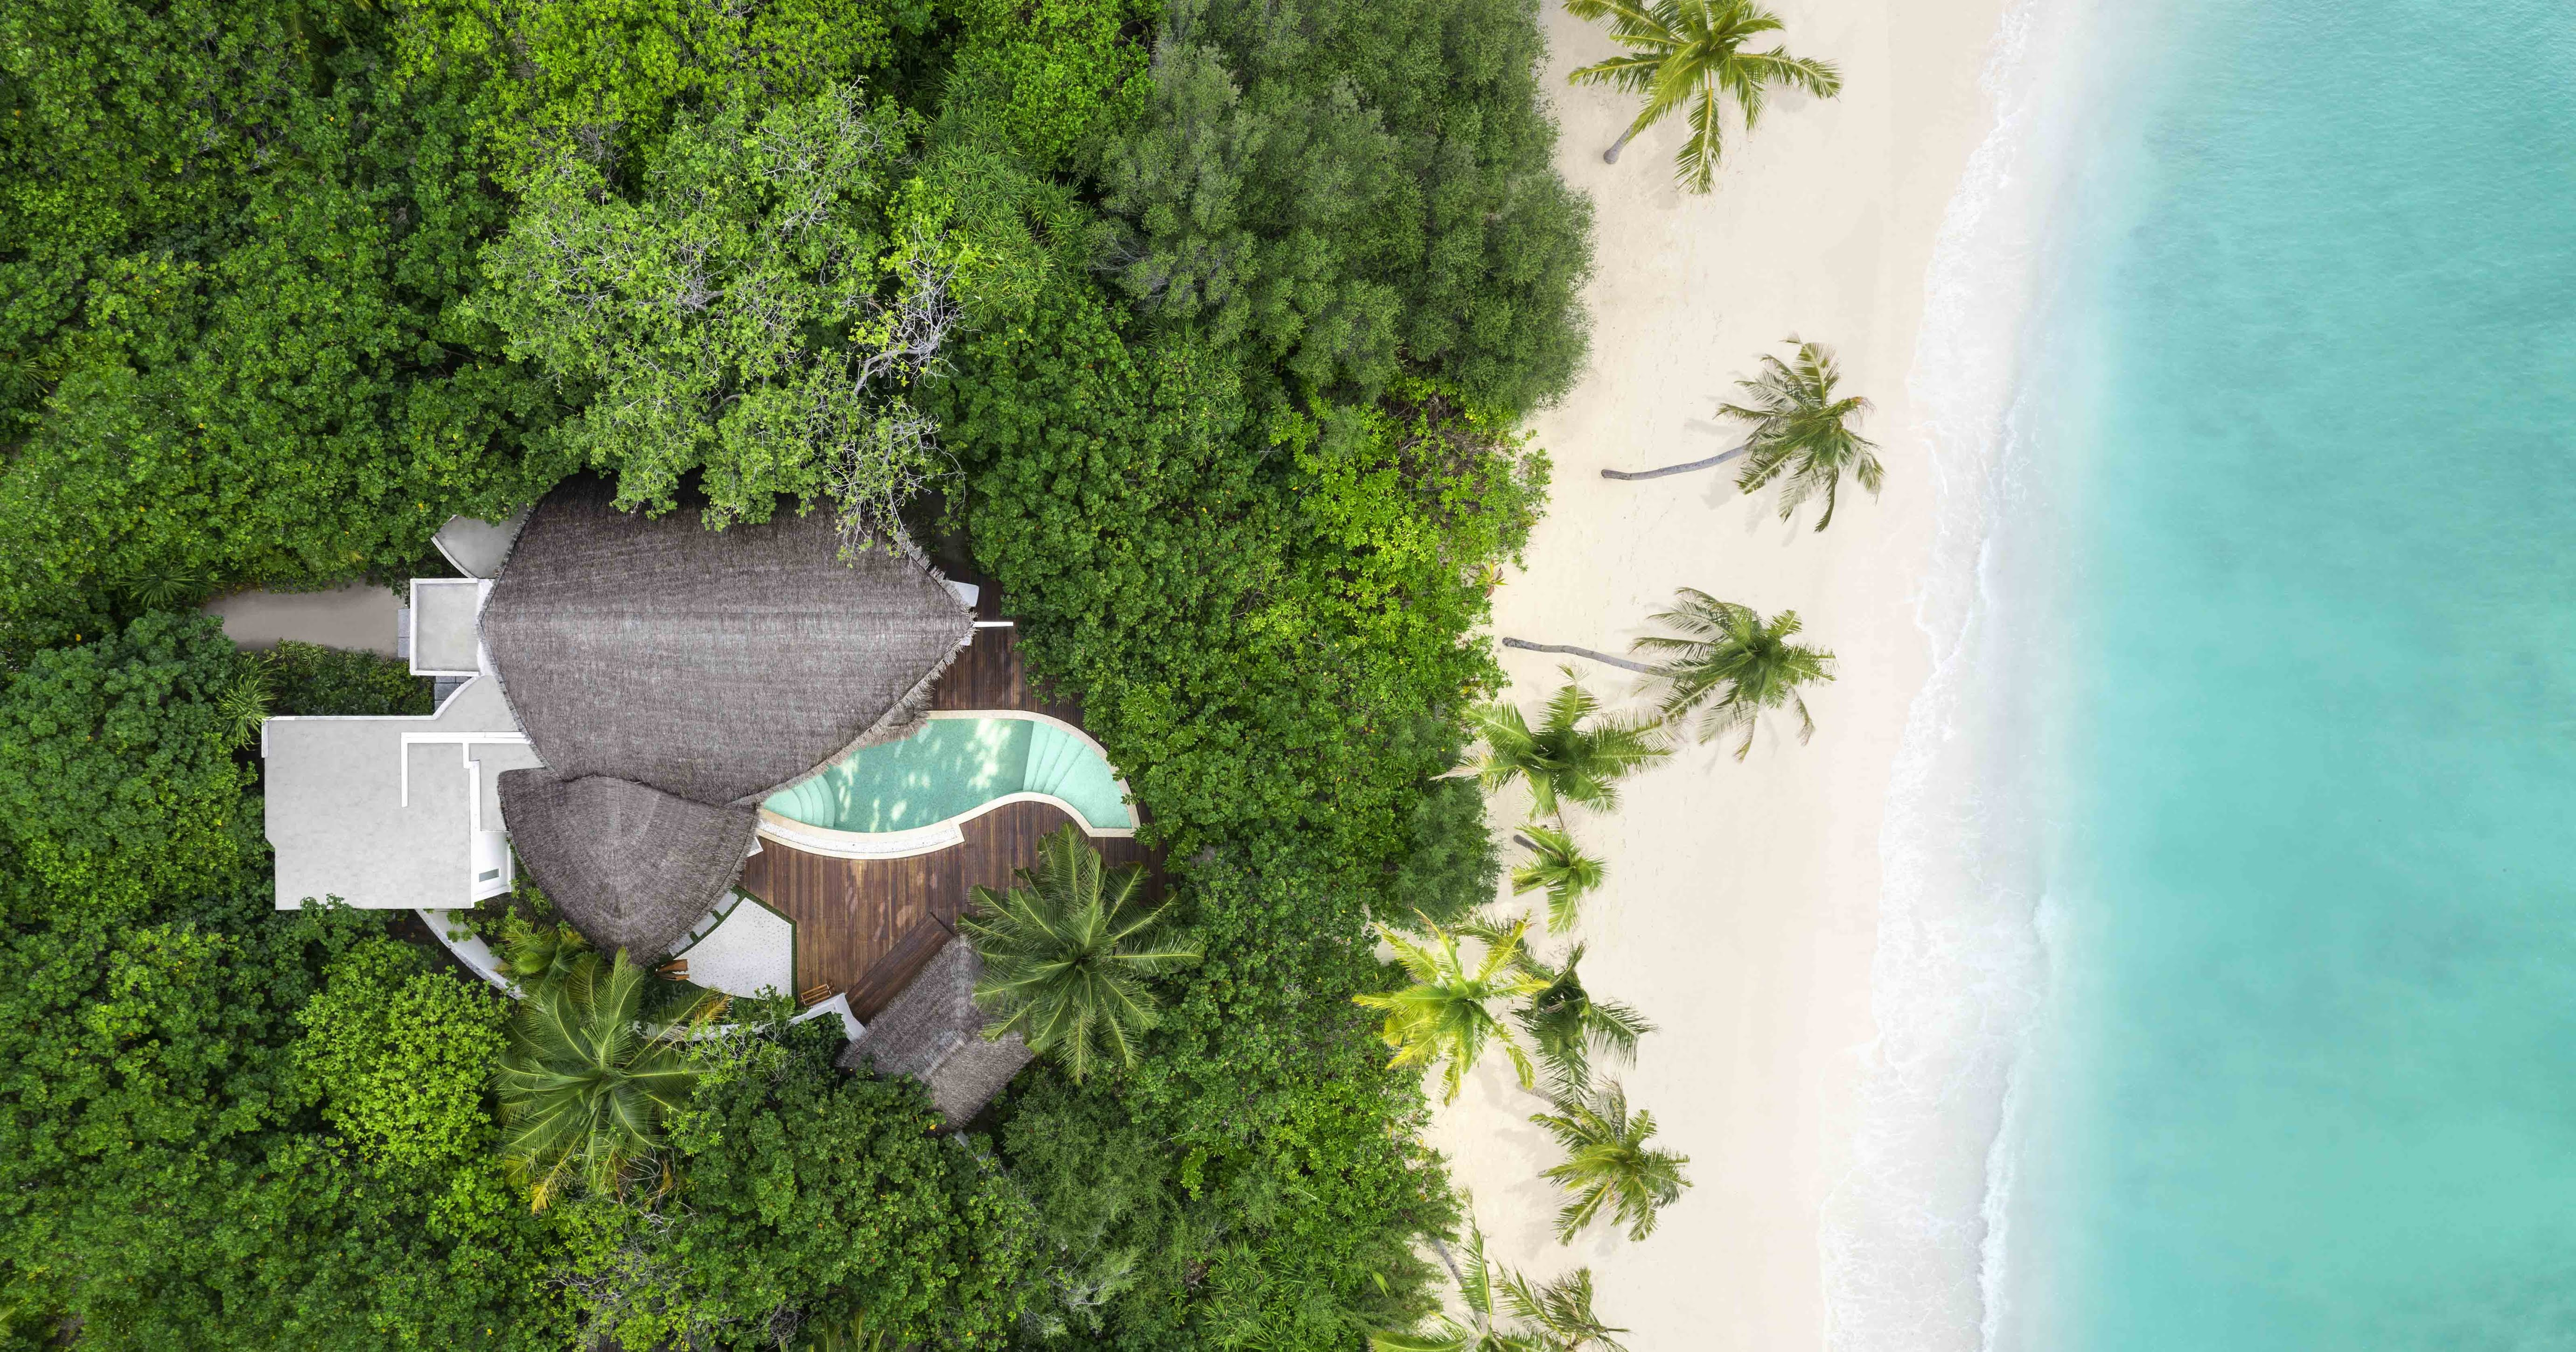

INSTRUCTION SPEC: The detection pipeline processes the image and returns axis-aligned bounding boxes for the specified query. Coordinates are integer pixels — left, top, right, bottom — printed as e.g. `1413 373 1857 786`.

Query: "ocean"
1833 0 2576 1347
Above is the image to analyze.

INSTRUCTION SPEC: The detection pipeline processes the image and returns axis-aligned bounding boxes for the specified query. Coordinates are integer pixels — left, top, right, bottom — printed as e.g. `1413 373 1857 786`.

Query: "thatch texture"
481 474 974 808
499 770 760 961
837 937 1032 1128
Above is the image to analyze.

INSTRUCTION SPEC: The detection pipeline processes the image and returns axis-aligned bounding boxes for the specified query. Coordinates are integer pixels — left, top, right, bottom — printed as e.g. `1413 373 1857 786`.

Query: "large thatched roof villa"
261 476 1151 1125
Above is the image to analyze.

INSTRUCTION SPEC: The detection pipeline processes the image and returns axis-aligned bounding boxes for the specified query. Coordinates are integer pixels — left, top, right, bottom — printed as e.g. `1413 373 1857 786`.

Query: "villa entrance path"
734 617 1160 1020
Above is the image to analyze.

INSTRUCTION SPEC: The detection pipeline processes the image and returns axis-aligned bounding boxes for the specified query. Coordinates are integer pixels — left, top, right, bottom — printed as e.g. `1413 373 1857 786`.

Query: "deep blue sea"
1995 0 2576 1346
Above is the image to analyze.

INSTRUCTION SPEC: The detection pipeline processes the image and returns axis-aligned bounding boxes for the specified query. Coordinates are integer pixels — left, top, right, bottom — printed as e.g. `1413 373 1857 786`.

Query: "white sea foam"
1821 0 2101 1347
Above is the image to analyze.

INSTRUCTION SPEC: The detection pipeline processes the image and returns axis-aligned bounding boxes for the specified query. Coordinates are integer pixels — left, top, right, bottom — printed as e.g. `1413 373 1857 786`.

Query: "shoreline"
1428 0 2026 1346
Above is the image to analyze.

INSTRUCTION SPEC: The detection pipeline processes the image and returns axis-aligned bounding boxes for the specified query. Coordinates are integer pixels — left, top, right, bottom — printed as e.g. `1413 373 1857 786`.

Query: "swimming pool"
758 713 1133 856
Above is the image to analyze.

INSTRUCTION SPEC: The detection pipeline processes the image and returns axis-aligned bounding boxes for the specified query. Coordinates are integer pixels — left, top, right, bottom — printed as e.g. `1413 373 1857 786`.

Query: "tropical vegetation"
0 0 1600 1343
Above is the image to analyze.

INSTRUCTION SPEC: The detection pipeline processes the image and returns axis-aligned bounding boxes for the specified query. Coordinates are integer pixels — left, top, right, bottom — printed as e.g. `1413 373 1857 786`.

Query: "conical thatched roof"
482 475 974 808
838 937 1032 1128
499 771 760 961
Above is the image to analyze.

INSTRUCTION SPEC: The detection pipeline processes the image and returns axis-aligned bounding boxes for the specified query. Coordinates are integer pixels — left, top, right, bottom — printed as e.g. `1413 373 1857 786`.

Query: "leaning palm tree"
1636 588 1835 759
961 823 1201 1084
1566 0 1843 192
1372 1216 1630 1352
1472 677 1669 818
1601 341 1880 531
491 948 712 1210
1354 917 1546 1104
1532 1081 1693 1243
1725 339 1881 527
1510 823 1607 934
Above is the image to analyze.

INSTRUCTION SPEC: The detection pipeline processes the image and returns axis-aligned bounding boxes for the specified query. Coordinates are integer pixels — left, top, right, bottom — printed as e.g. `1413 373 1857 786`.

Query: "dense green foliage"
295 936 510 1171
265 638 433 718
0 613 257 912
0 1 565 629
477 85 947 540
584 1018 1035 1349
1098 0 1592 413
0 0 1594 1342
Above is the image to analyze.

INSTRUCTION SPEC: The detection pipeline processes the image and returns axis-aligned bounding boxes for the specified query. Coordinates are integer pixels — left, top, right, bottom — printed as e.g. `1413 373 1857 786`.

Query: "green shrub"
293 937 508 1173
0 612 258 916
266 640 434 718
942 0 1155 173
943 278 1541 863
390 0 914 175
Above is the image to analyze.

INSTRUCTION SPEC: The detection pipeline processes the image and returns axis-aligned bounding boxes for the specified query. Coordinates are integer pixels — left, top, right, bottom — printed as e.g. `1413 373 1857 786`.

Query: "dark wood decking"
735 622 1159 1021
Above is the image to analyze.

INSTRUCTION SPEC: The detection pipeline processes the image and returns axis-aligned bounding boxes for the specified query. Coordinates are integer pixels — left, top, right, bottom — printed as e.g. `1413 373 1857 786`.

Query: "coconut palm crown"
1531 1080 1693 1243
1354 917 1547 1104
1511 823 1608 935
1635 589 1835 759
1472 675 1669 818
1721 338 1881 530
961 823 1201 1084
1515 942 1655 1093
490 947 712 1209
1566 0 1843 193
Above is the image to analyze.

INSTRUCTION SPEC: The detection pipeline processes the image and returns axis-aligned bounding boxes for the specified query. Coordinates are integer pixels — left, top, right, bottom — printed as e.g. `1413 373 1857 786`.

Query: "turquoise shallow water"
2007 0 2576 1345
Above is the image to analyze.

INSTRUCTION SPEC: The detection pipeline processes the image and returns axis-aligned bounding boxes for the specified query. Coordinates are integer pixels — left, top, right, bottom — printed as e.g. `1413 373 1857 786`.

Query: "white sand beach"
1431 1 2019 1346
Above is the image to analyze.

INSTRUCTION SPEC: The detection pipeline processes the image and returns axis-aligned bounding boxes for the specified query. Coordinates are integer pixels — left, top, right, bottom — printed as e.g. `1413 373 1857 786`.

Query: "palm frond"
962 825 1199 1082
1510 823 1606 934
1531 1081 1693 1243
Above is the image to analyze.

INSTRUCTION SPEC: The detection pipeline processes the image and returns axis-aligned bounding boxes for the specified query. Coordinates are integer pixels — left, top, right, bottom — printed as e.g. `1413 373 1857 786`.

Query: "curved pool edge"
756 709 1139 860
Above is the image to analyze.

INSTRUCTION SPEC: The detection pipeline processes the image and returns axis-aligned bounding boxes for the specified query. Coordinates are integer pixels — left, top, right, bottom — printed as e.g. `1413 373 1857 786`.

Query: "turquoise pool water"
762 717 1133 835
1990 0 2576 1346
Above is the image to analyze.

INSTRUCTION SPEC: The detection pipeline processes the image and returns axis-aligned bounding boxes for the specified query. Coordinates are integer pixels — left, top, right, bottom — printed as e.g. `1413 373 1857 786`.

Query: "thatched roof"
837 937 1032 1128
481 474 974 808
497 771 760 961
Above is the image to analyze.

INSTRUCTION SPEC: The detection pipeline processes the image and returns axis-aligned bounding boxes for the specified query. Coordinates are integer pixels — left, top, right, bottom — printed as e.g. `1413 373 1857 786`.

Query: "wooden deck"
735 620 1158 1021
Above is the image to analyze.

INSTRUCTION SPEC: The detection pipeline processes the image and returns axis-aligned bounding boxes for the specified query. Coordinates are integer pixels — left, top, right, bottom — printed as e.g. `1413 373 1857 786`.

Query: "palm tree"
1354 918 1546 1104
1510 823 1606 935
1512 943 1654 1093
1636 588 1834 759
1471 677 1668 818
1531 1081 1692 1243
1726 339 1881 528
1566 0 1843 193
491 948 712 1209
1371 1217 1630 1352
1601 342 1880 530
216 661 272 750
498 916 592 993
961 823 1201 1084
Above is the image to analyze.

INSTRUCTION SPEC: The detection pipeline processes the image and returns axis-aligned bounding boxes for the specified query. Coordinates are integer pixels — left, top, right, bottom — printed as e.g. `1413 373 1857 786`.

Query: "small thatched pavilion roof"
837 937 1032 1128
482 475 974 808
481 474 974 960
498 772 761 961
